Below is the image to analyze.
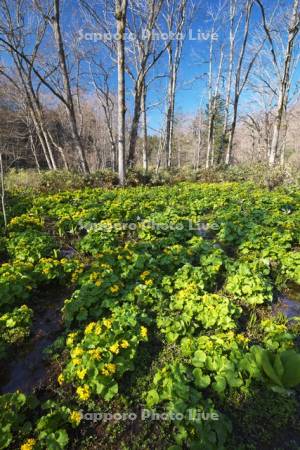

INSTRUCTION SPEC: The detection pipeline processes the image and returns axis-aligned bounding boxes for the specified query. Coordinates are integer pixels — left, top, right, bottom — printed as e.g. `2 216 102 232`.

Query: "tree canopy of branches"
0 0 299 180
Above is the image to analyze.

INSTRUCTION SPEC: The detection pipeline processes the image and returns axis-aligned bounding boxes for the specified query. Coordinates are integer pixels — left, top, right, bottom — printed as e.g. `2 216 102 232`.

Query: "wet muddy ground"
276 284 300 320
0 286 71 394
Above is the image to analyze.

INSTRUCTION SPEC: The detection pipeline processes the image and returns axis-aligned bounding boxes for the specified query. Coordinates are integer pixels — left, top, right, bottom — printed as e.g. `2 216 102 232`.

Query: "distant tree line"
0 0 299 183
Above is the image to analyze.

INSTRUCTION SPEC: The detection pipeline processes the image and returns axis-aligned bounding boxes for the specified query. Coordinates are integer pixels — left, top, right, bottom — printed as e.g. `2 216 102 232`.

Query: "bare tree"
47 0 89 173
246 55 278 160
256 0 300 166
205 2 225 169
225 0 261 165
191 107 204 170
0 0 58 170
90 62 117 171
220 0 242 163
0 0 91 172
126 0 166 167
163 0 192 169
115 0 128 184
206 35 224 169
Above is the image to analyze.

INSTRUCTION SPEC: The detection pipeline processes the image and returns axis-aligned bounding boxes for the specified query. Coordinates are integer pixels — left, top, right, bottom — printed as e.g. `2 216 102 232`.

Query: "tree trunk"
29 108 54 169
221 0 236 163
25 76 58 169
51 0 89 173
168 67 177 168
29 132 41 172
127 79 143 168
141 84 148 171
194 112 203 170
39 121 57 169
156 131 165 174
226 0 254 165
226 95 239 165
47 130 69 170
280 107 288 167
164 0 187 169
116 0 128 185
165 45 179 169
206 30 214 169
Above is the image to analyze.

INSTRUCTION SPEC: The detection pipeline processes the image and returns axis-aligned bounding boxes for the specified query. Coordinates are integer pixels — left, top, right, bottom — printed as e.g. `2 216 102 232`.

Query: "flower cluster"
20 438 36 450
60 307 148 401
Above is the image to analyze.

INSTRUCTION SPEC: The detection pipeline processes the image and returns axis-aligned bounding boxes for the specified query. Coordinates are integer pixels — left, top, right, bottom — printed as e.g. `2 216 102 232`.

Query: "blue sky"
144 0 300 132
27 0 300 131
2 0 299 133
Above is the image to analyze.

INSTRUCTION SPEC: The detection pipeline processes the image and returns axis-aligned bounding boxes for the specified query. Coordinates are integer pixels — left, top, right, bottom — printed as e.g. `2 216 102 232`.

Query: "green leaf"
193 368 211 389
212 375 227 394
146 389 160 408
281 350 300 388
45 430 69 449
273 353 284 379
191 350 207 368
260 352 283 386
0 423 12 449
104 383 118 401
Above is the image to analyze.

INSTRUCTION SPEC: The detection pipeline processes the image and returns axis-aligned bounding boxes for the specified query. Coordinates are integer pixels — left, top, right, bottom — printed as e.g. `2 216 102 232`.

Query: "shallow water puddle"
0 288 70 394
277 284 300 319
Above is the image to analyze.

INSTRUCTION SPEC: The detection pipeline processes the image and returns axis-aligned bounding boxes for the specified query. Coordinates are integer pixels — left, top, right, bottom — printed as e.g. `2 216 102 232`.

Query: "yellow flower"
140 326 148 338
103 319 112 329
145 279 153 286
71 273 79 283
109 342 119 354
66 332 78 346
20 438 36 450
71 347 84 358
107 363 116 374
69 410 82 426
101 363 117 376
140 270 150 280
88 348 101 360
76 384 90 401
120 340 129 349
57 373 64 385
85 322 96 334
72 358 81 366
110 285 120 293
95 280 102 287
95 324 102 335
90 272 98 281
236 334 249 344
76 368 87 380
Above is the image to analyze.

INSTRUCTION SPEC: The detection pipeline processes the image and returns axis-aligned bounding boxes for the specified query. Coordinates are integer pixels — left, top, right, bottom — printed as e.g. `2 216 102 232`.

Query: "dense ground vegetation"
4 164 299 193
0 175 300 449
